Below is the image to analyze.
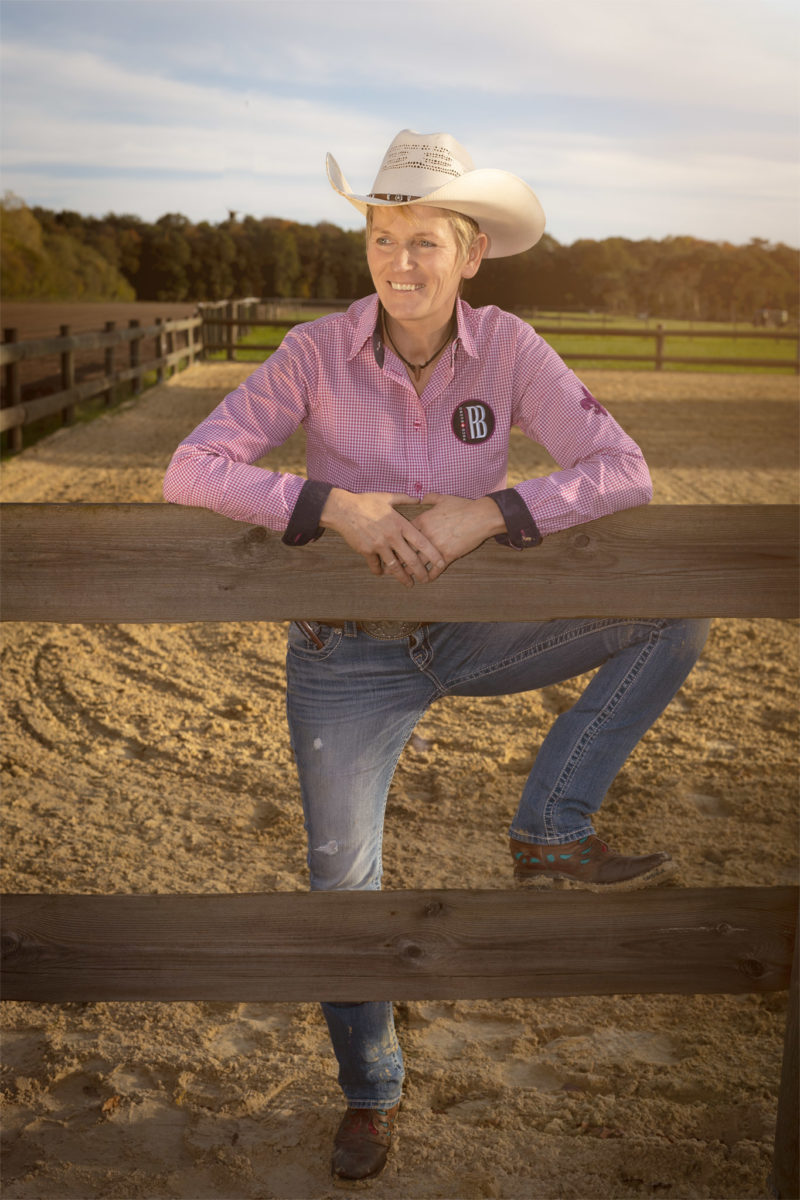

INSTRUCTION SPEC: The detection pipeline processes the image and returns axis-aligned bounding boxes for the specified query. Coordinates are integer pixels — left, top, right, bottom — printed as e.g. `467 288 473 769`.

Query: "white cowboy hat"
326 129 545 259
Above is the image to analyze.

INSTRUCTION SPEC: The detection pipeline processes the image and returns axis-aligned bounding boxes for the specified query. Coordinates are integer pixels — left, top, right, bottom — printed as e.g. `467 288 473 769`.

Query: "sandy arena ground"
1 363 798 1199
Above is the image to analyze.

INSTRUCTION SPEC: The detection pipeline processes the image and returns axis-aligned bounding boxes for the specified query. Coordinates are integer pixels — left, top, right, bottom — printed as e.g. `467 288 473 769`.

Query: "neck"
381 305 457 375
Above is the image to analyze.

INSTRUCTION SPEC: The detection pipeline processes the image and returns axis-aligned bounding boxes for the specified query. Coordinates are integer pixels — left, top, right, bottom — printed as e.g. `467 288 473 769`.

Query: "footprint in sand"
687 792 734 818
504 1028 684 1092
416 1014 524 1059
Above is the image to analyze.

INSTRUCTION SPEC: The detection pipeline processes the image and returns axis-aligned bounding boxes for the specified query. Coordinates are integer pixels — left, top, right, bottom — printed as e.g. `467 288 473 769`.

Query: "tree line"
2 192 797 323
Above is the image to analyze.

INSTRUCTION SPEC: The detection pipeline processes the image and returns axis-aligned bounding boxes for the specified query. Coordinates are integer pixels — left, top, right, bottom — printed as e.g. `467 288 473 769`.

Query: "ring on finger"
383 558 397 568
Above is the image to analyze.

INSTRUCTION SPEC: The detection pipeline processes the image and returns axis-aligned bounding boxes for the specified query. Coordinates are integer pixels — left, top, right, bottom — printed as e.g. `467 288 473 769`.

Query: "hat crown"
370 130 475 198
327 128 546 258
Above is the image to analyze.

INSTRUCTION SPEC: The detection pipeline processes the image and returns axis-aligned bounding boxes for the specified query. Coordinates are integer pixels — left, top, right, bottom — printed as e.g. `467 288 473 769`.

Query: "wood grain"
1 503 797 622
2 886 796 1003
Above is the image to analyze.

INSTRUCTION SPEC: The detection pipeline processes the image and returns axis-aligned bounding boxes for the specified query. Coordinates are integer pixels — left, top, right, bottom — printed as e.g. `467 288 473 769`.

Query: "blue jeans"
286 617 709 1107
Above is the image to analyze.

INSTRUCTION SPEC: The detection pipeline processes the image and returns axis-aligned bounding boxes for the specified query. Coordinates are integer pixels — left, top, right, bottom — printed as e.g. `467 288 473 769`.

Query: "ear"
461 232 489 280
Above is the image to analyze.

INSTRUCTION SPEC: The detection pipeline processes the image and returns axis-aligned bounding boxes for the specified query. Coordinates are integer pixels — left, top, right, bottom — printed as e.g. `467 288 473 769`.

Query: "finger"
381 553 415 589
382 541 429 586
422 556 448 581
403 533 447 581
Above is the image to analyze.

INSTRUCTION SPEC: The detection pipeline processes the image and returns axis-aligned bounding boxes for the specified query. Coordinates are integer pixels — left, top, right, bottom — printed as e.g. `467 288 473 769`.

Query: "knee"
664 617 711 662
308 837 382 892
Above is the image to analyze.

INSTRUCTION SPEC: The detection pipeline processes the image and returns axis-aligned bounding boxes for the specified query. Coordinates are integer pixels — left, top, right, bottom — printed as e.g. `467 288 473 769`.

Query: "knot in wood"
392 928 449 967
424 900 444 918
573 533 591 548
739 957 767 980
1 930 22 959
239 526 268 549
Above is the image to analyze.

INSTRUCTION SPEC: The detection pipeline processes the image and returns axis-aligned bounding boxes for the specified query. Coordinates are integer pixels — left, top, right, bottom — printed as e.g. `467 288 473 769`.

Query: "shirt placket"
382 360 429 501
403 352 459 501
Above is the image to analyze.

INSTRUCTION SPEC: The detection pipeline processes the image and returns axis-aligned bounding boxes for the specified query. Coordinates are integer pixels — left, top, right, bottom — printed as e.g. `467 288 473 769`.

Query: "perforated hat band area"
369 193 421 202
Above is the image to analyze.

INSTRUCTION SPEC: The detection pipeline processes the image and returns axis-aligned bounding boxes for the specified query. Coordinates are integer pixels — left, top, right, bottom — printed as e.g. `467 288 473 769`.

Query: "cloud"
0 40 387 183
1 0 797 243
161 0 798 119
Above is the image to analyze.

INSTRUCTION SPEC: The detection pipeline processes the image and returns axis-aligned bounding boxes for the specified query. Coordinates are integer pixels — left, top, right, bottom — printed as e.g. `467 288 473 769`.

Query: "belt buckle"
359 619 422 640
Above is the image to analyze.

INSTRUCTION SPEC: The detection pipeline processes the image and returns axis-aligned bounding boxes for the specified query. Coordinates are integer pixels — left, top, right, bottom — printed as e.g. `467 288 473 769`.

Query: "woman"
163 130 709 1185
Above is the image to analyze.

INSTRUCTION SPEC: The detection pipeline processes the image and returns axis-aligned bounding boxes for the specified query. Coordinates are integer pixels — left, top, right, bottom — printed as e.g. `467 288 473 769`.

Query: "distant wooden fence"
0 503 798 1193
535 322 799 372
0 315 203 451
198 298 800 372
3 301 797 452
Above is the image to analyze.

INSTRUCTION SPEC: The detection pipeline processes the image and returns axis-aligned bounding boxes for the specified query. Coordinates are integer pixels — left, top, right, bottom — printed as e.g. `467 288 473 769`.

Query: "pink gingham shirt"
163 295 651 543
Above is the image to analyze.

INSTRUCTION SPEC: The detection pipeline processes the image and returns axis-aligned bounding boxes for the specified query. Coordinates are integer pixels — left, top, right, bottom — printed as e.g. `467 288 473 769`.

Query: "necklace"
381 306 456 381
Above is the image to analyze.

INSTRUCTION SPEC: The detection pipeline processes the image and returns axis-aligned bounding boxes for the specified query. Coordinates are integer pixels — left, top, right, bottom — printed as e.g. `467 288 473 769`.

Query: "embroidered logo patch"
580 386 608 416
452 401 495 444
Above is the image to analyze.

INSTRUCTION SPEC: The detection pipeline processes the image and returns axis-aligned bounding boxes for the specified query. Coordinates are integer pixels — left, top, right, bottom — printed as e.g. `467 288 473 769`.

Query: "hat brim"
326 152 545 259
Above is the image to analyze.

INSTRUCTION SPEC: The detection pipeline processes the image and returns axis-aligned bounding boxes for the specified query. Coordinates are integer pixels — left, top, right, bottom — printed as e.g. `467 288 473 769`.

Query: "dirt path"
1 364 798 1200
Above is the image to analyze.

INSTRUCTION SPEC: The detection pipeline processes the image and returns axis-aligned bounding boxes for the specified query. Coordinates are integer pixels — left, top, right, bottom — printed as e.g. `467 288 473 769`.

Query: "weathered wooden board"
2 886 796 1003
1 503 797 622
0 317 202 365
0 349 194 433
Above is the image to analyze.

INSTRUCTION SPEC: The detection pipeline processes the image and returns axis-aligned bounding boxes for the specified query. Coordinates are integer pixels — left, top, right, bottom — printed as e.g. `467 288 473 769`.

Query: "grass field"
208 311 799 374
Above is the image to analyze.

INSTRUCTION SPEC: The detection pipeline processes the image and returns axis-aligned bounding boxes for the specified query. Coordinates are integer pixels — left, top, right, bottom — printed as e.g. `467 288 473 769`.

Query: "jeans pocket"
288 620 343 660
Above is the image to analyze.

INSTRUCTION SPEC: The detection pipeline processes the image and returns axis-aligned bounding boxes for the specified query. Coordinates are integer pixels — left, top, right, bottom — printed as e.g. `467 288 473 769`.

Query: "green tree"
1 193 135 300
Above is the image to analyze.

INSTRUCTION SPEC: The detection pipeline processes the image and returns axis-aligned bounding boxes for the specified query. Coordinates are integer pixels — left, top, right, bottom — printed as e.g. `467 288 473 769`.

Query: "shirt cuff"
487 488 543 549
281 480 333 546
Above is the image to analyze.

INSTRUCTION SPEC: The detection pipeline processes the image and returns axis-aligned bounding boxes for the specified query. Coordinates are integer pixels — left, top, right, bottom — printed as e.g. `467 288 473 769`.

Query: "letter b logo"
451 401 495 444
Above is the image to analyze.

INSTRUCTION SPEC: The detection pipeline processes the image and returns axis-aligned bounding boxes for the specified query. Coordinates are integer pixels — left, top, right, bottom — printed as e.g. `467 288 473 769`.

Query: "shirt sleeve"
508 322 652 537
162 328 318 532
487 488 543 549
281 480 333 545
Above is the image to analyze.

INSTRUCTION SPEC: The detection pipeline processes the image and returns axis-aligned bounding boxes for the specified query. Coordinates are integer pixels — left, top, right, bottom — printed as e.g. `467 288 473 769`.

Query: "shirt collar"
348 295 381 362
454 297 478 359
347 294 479 365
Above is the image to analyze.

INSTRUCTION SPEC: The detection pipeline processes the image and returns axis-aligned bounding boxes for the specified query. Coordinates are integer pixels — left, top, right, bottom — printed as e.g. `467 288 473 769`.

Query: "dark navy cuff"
282 480 334 546
487 489 543 549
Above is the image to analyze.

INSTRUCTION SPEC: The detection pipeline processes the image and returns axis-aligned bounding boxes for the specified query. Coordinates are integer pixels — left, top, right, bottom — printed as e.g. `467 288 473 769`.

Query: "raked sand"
1 364 798 1199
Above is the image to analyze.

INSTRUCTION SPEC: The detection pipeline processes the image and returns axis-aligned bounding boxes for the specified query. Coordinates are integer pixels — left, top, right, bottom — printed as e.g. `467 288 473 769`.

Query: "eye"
375 236 392 246
417 239 436 248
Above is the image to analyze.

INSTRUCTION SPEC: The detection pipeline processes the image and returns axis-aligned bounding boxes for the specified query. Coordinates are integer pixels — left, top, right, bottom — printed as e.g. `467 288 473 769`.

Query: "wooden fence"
199 298 800 372
3 302 797 453
0 502 797 622
0 500 798 1195
0 314 203 451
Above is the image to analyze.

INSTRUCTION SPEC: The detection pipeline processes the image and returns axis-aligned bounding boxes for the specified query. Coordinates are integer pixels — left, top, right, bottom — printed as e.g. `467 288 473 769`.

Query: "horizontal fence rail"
0 317 202 367
0 503 797 622
197 300 800 371
2 886 796 1004
534 324 800 372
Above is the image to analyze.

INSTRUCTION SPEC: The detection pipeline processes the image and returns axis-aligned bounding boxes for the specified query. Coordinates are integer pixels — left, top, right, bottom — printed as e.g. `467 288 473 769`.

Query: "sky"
1 0 799 247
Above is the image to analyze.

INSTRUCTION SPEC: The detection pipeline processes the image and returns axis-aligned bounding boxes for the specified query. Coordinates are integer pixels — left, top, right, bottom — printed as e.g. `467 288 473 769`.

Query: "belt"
299 619 423 642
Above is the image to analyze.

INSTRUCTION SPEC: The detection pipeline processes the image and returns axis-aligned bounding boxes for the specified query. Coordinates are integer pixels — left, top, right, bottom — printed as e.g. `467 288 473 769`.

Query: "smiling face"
366 205 487 335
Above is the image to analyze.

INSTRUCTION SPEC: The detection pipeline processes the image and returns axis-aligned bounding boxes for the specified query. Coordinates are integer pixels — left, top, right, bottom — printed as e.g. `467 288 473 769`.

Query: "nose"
391 244 414 270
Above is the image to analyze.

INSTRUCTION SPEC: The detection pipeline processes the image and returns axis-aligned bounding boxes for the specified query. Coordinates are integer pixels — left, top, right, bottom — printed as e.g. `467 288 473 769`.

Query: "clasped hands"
319 488 506 589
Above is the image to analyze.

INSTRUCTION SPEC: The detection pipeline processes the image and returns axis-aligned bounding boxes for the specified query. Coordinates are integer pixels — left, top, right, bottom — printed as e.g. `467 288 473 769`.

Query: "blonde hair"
365 204 481 263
